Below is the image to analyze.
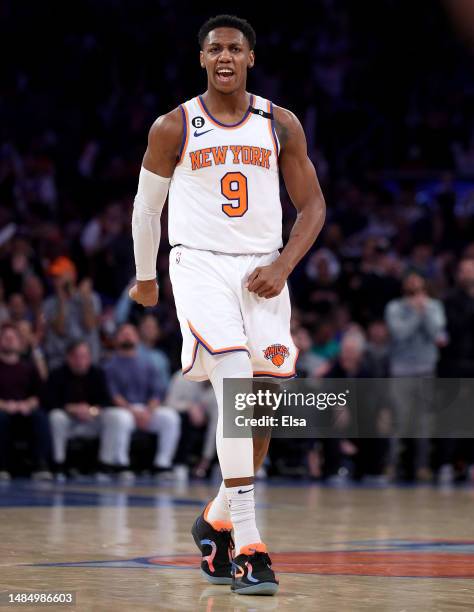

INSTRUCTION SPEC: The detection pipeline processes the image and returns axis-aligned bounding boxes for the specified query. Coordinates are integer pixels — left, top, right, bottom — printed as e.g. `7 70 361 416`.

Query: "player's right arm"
129 108 183 307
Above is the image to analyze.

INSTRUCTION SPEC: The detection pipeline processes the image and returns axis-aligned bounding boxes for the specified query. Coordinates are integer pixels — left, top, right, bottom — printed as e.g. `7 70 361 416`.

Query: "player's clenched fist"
129 279 159 307
246 261 289 299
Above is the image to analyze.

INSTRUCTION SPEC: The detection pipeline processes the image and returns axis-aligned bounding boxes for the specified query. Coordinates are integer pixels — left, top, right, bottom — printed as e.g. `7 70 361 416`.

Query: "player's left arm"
247 106 326 298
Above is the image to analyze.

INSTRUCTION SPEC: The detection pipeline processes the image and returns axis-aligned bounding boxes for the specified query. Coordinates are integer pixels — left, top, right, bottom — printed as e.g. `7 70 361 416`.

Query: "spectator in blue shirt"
104 324 180 477
137 314 171 395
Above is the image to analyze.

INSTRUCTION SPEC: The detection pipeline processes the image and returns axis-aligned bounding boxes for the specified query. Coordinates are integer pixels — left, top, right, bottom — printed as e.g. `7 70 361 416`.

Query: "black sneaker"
231 547 279 595
191 505 233 585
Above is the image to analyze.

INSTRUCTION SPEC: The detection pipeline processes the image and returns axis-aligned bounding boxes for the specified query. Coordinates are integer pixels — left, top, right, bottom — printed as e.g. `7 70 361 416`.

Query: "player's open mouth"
216 68 235 83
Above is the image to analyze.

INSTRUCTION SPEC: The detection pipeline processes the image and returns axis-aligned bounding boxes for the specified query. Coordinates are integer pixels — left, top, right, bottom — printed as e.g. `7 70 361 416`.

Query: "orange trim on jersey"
176 104 189 166
197 95 254 130
267 100 279 163
253 348 300 379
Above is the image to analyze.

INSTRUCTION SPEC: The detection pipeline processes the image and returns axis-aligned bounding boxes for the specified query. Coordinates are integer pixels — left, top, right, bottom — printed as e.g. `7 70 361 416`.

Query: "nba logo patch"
263 344 290 367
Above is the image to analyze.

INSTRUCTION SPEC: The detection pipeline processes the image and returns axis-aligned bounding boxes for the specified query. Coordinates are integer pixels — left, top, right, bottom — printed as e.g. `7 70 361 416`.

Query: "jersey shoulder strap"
251 95 280 158
249 94 273 119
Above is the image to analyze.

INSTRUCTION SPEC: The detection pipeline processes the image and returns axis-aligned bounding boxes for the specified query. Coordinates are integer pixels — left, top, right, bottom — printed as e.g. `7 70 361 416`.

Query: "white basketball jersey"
168 93 282 254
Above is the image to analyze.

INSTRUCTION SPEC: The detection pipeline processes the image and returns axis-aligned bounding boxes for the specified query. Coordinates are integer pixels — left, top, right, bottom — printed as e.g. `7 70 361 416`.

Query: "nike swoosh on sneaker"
237 487 254 494
194 128 214 137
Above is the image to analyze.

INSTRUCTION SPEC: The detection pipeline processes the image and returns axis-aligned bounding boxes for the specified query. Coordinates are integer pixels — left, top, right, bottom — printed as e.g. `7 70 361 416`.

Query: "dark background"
1 0 474 479
1 0 474 364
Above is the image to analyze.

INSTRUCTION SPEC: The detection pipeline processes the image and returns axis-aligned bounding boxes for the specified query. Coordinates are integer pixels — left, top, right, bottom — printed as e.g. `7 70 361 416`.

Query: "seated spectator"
365 320 390 377
192 384 218 478
318 332 390 484
42 257 101 369
47 340 129 480
16 319 48 381
327 331 371 378
293 325 328 378
311 319 340 362
0 323 51 480
104 324 181 478
137 313 171 392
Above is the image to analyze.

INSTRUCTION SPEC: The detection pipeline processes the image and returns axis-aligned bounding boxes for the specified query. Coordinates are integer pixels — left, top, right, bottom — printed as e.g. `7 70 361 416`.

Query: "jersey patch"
191 116 206 128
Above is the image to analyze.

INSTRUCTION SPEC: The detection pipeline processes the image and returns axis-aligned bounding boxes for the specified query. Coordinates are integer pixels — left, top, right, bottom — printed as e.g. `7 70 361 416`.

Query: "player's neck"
201 87 250 117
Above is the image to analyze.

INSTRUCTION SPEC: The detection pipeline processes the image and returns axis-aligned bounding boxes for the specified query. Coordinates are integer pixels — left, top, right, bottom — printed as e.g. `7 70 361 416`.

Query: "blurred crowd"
1 0 474 484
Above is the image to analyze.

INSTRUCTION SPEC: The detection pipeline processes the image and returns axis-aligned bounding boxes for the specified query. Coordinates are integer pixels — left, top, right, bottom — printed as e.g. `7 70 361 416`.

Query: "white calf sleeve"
200 350 254 480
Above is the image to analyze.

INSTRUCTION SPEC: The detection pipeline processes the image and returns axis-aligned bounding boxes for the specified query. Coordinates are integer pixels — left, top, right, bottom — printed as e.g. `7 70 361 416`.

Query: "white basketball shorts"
169 245 299 381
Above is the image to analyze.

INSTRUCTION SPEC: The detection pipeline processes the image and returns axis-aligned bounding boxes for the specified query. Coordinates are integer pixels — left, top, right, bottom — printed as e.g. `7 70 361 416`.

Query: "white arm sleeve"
132 166 171 281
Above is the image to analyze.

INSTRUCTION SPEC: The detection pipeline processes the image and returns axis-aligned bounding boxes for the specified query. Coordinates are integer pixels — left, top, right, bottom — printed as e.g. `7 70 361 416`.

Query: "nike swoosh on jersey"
237 487 254 494
194 128 214 137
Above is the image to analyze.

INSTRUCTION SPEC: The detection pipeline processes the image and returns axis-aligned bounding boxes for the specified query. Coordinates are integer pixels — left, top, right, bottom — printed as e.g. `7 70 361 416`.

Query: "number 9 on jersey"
221 172 248 218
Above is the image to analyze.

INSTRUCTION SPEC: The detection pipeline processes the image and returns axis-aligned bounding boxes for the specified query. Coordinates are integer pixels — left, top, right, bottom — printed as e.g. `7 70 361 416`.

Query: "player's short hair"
198 15 256 50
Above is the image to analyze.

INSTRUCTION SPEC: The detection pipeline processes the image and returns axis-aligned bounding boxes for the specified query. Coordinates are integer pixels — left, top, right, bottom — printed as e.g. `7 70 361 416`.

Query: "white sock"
226 484 262 554
206 481 231 526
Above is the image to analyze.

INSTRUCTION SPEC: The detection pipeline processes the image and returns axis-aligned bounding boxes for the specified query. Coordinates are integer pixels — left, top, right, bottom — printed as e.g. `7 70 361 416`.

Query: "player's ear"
200 50 205 69
248 50 255 69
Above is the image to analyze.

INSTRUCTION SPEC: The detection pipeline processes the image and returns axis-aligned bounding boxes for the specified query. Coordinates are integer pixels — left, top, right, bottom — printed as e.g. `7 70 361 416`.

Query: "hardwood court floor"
1 480 474 611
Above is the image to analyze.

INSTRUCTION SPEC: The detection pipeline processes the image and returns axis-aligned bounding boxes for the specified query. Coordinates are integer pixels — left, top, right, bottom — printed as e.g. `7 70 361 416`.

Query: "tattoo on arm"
274 119 289 149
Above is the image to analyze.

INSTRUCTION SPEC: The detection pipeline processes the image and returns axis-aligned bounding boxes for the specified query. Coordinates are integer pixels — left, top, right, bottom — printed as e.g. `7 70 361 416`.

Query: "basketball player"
129 15 325 595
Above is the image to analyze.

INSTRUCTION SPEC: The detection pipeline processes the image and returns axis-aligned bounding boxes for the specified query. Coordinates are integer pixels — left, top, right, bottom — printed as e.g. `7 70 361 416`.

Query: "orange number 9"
221 172 248 217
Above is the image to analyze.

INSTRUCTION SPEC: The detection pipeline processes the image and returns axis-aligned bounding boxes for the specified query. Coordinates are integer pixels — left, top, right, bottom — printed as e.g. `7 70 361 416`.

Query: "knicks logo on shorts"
263 344 290 367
